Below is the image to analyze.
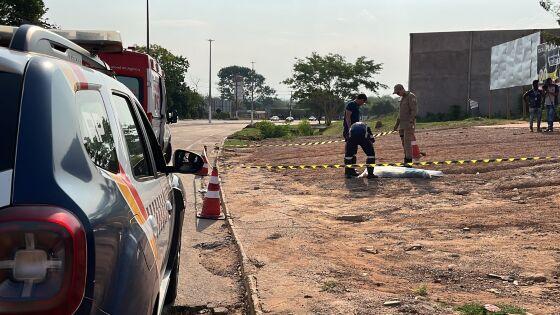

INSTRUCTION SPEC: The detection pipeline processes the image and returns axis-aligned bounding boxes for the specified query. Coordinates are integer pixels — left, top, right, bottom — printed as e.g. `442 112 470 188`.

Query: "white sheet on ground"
358 166 443 179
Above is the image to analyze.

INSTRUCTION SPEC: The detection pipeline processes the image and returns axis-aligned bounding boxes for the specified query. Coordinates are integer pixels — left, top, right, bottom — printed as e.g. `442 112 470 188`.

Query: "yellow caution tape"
232 156 559 170
224 130 398 148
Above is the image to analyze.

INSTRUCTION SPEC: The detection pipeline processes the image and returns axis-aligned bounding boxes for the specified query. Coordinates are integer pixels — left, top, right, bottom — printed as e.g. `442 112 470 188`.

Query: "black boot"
345 156 358 178
366 157 377 179
404 158 413 165
366 168 378 179
345 167 359 178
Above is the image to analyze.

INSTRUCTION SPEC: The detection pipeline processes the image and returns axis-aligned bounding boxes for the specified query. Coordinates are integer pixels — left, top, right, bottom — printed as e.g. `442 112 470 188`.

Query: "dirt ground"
221 125 560 314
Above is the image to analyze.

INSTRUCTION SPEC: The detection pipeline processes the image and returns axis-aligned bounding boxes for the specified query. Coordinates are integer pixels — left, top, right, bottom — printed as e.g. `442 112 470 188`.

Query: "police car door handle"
166 200 173 215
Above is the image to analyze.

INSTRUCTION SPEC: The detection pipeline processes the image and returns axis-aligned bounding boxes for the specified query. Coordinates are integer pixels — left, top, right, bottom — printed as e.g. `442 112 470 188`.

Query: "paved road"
167 120 248 312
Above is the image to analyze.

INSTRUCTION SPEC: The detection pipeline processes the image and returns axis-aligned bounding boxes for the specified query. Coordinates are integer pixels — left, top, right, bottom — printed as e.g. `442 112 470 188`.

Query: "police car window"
116 76 143 104
0 72 22 172
134 100 166 172
112 94 154 178
76 90 119 173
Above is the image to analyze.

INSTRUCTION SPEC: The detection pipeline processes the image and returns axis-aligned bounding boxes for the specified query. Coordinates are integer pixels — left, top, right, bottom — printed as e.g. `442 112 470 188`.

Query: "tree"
0 0 55 27
282 53 386 125
539 1 560 44
540 0 560 23
217 65 276 105
363 95 398 117
136 44 204 119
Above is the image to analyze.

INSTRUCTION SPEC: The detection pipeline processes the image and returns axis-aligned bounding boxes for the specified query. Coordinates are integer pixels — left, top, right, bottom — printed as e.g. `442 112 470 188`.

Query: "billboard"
490 32 540 90
537 43 560 83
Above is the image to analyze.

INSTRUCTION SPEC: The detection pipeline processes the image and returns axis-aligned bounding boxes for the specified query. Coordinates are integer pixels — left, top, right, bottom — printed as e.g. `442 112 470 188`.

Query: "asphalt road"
167 120 249 312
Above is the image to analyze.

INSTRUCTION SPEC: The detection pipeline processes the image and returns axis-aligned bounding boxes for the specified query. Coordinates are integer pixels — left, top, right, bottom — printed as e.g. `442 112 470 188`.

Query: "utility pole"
289 91 293 118
251 61 255 125
146 0 150 55
208 39 214 123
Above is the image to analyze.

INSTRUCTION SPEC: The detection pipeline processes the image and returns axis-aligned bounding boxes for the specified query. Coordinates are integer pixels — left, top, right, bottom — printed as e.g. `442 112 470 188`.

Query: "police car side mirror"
167 112 178 124
166 150 203 174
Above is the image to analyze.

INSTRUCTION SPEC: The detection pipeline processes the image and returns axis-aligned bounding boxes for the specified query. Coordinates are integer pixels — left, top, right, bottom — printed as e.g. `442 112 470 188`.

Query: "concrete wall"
409 29 560 118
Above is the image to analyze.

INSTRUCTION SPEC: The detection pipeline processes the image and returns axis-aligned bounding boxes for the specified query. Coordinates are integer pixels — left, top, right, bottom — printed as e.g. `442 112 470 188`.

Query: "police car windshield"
0 72 22 172
116 75 143 104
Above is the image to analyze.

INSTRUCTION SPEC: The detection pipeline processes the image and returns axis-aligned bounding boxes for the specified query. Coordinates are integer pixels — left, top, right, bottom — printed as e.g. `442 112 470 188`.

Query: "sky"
44 0 558 99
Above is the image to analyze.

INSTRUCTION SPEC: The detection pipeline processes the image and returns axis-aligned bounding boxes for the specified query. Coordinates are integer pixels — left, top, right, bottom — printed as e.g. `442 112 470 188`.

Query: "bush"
296 120 314 136
448 105 464 121
229 127 263 141
254 121 289 138
213 111 230 119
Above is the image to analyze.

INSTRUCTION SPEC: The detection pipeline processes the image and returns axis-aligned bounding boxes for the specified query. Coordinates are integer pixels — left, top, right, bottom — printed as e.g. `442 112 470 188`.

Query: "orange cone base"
197 198 225 220
196 212 225 220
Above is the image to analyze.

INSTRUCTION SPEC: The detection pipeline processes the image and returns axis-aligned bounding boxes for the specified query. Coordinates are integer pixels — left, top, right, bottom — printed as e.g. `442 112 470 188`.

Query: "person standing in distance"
393 84 418 164
523 80 544 132
543 78 558 132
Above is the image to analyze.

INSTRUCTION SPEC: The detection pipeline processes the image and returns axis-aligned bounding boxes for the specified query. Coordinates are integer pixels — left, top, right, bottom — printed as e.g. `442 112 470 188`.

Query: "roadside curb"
216 138 263 315
219 185 262 315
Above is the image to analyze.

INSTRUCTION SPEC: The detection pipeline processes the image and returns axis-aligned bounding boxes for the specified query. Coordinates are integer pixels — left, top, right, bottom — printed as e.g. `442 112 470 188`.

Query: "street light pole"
289 91 293 118
208 39 214 124
250 61 255 125
146 0 150 55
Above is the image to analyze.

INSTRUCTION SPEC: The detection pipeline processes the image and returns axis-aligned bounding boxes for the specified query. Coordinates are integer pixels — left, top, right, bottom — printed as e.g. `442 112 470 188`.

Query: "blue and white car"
0 25 203 314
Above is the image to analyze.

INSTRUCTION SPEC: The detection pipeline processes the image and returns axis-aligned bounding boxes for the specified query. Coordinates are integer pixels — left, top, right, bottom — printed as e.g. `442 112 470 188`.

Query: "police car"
0 25 204 314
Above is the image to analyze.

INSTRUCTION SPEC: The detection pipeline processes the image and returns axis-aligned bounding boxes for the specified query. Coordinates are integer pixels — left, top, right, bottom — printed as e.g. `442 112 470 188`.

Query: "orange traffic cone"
197 167 225 220
411 133 422 160
196 146 210 177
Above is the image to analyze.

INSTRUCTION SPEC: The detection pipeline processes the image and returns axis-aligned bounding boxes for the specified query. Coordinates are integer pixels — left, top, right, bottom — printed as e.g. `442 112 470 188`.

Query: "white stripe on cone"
205 190 220 199
209 176 219 184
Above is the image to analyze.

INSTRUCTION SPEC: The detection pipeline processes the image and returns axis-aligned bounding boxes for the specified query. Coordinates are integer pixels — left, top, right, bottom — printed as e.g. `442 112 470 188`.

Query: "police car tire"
164 237 181 305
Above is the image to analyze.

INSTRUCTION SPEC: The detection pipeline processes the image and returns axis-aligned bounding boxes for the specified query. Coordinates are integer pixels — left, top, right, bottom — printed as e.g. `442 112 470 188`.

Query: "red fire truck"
53 30 174 160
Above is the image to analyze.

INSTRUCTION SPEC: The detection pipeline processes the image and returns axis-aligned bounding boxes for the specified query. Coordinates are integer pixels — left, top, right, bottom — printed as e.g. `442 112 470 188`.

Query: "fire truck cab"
52 30 173 161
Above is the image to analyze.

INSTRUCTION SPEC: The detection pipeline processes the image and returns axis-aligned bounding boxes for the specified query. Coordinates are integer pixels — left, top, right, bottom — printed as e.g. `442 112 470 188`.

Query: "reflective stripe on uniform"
344 156 355 160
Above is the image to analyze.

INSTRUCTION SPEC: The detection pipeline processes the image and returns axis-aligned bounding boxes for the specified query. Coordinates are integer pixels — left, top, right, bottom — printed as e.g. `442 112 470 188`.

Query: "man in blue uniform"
343 94 367 140
523 80 543 132
343 94 376 179
345 122 376 178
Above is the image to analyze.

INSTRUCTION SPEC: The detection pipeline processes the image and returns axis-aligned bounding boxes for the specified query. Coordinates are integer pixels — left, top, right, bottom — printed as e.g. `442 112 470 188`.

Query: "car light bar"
51 29 123 53
0 26 17 48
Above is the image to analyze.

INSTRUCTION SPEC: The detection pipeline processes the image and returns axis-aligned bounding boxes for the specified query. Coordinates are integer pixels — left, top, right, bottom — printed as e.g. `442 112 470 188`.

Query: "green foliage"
448 105 465 120
254 121 290 138
136 44 204 119
420 105 465 122
364 95 398 117
213 111 231 119
283 53 386 125
229 127 263 141
223 138 248 147
413 284 428 296
0 0 55 27
323 115 517 136
320 280 340 293
217 65 276 105
230 120 315 141
455 303 526 315
539 1 560 43
296 120 314 136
